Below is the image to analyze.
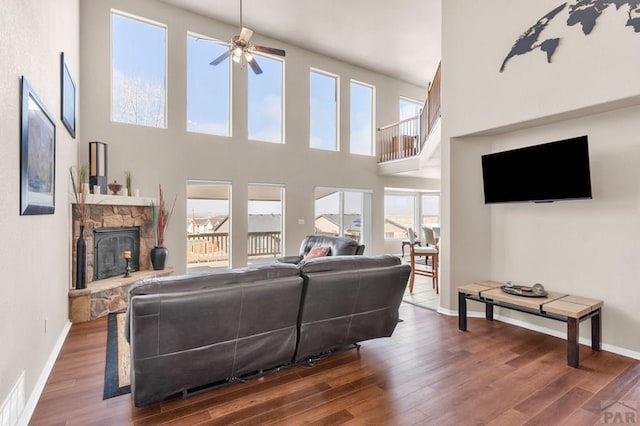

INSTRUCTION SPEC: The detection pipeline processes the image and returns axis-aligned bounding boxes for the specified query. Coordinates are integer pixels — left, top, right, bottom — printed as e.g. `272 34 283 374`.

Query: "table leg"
458 292 467 331
567 317 579 368
486 303 494 321
591 310 601 352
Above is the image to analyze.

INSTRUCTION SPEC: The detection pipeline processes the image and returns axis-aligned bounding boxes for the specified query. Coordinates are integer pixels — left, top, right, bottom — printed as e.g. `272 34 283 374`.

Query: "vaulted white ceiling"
159 0 441 87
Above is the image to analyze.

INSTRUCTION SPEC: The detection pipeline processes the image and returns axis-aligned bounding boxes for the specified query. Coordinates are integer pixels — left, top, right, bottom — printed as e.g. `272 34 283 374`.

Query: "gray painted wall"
0 0 79 416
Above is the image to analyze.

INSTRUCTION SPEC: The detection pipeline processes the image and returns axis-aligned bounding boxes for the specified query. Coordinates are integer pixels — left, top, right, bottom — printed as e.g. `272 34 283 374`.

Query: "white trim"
434 308 640 361
18 321 71 426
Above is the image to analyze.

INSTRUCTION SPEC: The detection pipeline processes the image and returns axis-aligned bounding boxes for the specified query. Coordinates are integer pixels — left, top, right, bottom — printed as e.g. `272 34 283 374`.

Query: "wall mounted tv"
481 135 592 204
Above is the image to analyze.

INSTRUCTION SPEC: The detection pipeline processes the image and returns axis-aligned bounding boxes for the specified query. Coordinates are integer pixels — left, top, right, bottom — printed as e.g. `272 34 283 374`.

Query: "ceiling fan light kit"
210 0 286 75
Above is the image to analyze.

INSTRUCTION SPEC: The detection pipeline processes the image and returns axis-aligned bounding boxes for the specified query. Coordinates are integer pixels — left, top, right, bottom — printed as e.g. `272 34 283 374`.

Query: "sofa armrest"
276 255 303 264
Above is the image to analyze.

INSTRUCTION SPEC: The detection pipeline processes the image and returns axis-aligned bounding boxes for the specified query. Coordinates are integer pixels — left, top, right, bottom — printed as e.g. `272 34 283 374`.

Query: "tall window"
248 53 283 143
399 96 422 121
186 180 231 271
421 193 440 226
248 184 284 265
350 80 374 156
186 33 230 136
310 70 338 151
384 193 416 239
384 191 440 240
111 11 166 128
314 188 371 248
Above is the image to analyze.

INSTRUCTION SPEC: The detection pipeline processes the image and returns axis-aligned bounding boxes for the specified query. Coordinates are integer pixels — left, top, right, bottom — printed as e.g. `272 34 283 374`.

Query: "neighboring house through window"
314 188 371 249
247 184 284 265
186 180 232 271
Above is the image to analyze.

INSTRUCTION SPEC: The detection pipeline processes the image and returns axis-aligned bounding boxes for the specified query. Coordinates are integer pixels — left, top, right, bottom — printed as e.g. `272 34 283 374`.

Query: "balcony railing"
377 118 420 162
377 61 441 163
187 231 281 263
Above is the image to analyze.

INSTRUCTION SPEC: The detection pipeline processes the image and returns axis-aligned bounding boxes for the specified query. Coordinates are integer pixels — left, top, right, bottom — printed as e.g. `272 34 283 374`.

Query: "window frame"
349 79 375 156
247 183 285 265
309 68 340 151
247 52 285 144
110 9 168 128
399 96 423 121
186 31 232 137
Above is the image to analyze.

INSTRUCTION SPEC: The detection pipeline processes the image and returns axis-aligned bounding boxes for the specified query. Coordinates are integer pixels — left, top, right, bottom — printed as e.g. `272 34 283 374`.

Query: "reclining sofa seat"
125 263 303 407
295 255 411 361
277 235 365 264
125 255 410 407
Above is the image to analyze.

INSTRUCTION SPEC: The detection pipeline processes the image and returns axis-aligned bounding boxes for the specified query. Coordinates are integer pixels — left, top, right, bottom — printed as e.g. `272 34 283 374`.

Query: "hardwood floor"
30 303 639 425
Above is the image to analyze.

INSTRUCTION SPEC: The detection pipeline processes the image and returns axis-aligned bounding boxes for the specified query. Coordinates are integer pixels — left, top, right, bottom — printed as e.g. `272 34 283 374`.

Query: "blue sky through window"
310 70 337 151
350 81 373 155
399 97 422 121
187 34 230 136
112 12 166 127
248 54 283 143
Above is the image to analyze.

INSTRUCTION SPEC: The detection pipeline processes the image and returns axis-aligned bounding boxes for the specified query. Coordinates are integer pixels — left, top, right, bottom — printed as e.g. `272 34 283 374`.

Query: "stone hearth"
68 268 174 323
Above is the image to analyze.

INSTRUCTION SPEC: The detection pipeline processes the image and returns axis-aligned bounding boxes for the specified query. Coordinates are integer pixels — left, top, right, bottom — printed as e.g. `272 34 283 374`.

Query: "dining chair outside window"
407 227 439 294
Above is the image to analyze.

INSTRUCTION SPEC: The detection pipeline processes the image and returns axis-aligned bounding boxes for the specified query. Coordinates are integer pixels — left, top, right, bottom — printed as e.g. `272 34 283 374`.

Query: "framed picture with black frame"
60 52 76 138
20 76 56 215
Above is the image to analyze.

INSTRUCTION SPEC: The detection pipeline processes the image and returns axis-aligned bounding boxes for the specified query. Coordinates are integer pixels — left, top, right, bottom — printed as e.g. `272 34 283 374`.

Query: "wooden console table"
458 281 603 368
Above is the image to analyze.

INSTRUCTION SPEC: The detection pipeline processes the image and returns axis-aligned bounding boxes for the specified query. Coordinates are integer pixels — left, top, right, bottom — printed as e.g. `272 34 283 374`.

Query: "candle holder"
123 251 131 278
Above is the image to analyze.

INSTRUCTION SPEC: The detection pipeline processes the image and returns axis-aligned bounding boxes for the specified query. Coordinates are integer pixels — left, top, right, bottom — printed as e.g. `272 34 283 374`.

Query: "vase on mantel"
75 225 88 289
150 246 168 270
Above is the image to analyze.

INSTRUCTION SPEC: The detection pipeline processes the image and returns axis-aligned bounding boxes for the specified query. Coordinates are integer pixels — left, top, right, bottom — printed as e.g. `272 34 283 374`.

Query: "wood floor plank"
523 386 593 426
29 303 640 425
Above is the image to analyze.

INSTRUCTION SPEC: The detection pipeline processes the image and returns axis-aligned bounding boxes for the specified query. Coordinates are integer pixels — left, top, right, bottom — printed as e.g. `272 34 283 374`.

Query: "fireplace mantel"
83 193 157 206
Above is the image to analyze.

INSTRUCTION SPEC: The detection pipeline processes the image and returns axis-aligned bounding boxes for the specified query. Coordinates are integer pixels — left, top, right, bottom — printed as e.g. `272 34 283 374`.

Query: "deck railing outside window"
187 231 281 263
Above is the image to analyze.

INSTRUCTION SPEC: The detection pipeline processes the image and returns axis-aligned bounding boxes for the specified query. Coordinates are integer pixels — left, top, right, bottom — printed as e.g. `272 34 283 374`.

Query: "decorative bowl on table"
107 180 123 195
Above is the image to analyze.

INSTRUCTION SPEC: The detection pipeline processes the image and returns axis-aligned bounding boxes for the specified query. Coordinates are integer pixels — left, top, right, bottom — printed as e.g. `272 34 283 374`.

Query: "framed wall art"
60 52 76 138
20 76 56 215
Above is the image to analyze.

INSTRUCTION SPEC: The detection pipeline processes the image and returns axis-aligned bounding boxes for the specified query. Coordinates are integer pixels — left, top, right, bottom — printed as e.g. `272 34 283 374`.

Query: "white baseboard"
435 307 640 361
18 321 71 426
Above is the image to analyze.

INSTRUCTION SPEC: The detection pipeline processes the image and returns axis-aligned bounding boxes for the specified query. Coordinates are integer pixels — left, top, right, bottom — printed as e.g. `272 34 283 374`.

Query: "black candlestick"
124 257 131 278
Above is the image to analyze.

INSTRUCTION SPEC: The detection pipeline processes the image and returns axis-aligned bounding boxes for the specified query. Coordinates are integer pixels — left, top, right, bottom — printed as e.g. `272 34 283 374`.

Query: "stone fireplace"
69 197 173 323
72 202 155 285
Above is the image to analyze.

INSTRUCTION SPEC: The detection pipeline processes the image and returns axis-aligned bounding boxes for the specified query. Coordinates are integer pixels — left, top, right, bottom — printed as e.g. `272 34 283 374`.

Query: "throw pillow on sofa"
304 246 330 260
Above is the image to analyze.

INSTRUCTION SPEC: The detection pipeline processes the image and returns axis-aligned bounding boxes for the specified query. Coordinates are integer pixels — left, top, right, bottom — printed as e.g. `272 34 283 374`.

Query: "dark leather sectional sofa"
125 255 410 407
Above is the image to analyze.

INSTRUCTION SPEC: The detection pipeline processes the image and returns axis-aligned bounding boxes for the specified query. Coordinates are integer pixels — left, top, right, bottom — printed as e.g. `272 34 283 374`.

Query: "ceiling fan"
209 0 286 74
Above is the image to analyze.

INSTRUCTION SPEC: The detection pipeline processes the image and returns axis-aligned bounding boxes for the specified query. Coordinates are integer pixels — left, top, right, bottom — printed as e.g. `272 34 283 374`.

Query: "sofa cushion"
297 254 401 273
129 262 300 296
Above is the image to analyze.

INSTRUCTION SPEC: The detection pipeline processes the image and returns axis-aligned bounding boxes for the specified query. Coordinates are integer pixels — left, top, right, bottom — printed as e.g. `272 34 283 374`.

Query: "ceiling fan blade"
210 49 231 65
239 27 253 43
247 56 263 74
252 44 286 57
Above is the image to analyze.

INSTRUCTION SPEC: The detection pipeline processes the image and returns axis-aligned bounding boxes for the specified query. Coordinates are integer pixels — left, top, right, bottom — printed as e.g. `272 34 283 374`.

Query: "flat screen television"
481 135 592 204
